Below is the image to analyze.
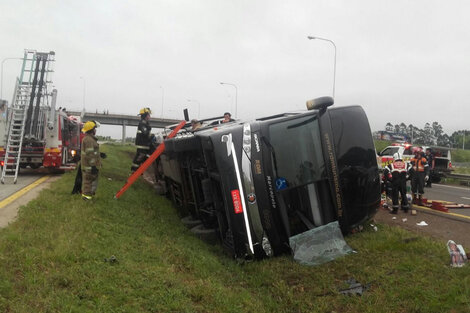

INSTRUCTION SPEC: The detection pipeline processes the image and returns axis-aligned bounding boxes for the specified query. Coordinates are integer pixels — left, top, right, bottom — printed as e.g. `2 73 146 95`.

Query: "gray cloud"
1 0 469 138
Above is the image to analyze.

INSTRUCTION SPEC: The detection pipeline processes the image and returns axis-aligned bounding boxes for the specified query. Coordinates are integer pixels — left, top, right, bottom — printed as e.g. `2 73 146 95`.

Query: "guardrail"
446 173 470 186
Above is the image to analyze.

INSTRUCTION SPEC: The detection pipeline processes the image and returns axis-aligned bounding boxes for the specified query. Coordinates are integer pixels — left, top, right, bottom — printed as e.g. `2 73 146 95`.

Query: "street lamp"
1 57 22 100
307 36 337 98
219 82 238 118
79 76 86 110
160 86 164 117
186 99 200 118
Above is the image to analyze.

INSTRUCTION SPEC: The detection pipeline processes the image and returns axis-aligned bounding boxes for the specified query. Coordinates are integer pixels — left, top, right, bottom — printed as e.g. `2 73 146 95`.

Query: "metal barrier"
446 173 470 186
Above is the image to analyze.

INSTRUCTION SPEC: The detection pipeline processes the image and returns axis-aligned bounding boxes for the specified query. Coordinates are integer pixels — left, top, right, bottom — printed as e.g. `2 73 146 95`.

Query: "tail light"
0 160 4 167
449 162 452 168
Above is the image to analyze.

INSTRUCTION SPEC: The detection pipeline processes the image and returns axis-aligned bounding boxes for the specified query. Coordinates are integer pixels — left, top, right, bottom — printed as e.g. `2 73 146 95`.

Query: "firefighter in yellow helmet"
81 120 102 200
131 108 154 172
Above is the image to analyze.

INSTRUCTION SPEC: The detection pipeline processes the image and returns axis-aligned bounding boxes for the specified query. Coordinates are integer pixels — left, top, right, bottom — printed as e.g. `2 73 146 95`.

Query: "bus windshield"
268 115 325 188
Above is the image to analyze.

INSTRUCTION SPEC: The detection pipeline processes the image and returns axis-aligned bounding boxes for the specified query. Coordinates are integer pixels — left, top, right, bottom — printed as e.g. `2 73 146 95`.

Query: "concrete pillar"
122 122 126 143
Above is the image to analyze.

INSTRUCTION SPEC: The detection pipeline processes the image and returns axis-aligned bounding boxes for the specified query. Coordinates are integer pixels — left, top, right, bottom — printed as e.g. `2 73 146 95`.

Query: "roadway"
423 183 470 217
0 170 45 201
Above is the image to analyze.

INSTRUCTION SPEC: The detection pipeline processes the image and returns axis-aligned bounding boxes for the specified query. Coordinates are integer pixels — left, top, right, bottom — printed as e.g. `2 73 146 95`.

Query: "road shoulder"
374 206 470 250
0 176 61 228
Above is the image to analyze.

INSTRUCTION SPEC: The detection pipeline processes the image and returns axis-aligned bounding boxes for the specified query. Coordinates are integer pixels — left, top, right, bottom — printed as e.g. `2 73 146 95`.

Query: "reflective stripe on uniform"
85 148 94 152
135 145 149 150
82 166 92 170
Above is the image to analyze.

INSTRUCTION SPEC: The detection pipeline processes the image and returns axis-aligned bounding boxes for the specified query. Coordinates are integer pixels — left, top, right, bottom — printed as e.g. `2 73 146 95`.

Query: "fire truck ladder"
1 50 37 184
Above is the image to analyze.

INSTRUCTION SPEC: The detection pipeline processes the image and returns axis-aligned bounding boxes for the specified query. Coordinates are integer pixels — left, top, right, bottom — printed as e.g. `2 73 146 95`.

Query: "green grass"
374 140 391 154
0 144 469 312
451 149 470 163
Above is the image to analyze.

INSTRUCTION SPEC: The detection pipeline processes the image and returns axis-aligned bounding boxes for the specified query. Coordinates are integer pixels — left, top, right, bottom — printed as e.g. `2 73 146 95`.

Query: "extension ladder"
1 50 54 183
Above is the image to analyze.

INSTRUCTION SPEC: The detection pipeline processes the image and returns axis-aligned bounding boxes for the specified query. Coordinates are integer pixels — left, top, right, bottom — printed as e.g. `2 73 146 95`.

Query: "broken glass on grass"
289 221 354 266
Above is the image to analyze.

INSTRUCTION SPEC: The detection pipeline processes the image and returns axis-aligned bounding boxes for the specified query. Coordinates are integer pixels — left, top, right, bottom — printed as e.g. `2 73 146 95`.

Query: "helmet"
393 152 401 161
139 107 152 115
81 120 100 133
412 147 422 155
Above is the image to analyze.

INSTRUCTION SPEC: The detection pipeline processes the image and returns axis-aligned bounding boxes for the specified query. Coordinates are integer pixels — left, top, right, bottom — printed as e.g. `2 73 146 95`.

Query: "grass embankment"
0 144 469 312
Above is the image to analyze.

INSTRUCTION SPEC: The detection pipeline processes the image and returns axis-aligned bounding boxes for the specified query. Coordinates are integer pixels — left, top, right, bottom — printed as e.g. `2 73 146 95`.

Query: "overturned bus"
160 97 381 260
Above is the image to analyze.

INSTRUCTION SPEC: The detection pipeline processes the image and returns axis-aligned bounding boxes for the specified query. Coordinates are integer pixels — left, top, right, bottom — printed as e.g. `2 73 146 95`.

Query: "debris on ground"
339 278 371 296
416 221 428 226
104 255 118 263
290 221 353 266
402 218 407 222
370 224 378 231
447 240 468 268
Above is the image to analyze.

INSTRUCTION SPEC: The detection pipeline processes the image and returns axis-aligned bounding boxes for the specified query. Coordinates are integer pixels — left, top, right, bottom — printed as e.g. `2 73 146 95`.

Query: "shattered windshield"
268 115 325 188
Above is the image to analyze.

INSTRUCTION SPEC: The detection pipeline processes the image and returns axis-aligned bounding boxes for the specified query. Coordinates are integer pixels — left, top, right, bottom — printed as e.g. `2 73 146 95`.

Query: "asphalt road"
0 170 46 201
422 183 470 217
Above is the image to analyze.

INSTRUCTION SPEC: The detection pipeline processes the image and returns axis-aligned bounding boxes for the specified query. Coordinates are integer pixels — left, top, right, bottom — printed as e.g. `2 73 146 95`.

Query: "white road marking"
461 197 470 200
434 184 470 191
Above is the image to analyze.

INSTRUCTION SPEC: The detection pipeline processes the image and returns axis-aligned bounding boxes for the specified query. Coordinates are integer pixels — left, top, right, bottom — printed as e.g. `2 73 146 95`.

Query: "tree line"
384 122 469 149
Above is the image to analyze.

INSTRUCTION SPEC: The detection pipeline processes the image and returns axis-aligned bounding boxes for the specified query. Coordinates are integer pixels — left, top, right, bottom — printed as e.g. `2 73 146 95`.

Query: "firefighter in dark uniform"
131 108 153 172
81 120 101 201
384 152 412 214
425 148 434 187
410 147 429 206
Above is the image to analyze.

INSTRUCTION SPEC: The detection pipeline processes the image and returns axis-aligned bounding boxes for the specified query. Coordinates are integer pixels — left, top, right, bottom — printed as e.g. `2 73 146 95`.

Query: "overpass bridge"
67 111 181 142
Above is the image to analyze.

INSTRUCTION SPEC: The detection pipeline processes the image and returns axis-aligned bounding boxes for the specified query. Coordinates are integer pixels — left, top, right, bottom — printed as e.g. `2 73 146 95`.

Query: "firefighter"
425 148 434 187
81 120 101 201
131 108 154 172
410 147 429 206
383 152 412 214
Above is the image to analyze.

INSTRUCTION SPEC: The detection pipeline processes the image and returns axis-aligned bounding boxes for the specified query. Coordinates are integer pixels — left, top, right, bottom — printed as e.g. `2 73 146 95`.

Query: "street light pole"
79 77 86 110
186 99 200 118
1 57 22 100
219 82 238 118
307 36 337 98
160 86 164 117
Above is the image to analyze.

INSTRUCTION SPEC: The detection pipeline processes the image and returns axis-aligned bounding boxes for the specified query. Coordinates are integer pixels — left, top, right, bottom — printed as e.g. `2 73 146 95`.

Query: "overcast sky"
1 0 469 138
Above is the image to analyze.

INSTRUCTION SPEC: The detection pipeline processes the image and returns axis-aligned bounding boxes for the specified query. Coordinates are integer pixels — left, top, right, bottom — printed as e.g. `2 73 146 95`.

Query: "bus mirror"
306 96 334 111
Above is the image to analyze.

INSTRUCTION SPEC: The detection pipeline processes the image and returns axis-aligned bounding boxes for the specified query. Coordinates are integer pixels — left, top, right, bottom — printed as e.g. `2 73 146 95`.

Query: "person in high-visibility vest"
131 108 154 172
410 147 429 206
383 152 412 214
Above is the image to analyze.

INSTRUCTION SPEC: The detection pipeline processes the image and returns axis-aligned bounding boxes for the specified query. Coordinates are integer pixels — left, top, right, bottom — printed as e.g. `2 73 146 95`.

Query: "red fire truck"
0 50 81 183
